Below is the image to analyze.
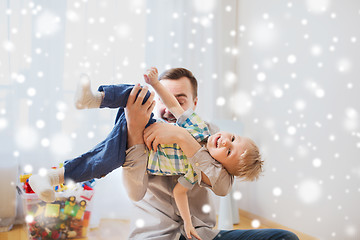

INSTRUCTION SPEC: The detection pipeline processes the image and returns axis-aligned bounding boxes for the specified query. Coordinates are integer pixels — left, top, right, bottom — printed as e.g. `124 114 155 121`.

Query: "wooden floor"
0 209 317 240
234 209 318 240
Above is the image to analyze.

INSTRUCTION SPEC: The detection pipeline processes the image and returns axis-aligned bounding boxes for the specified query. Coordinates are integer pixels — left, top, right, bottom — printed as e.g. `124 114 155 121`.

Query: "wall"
228 1 360 239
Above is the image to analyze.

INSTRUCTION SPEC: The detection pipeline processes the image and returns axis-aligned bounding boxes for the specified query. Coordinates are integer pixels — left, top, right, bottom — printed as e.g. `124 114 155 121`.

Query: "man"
122 68 299 240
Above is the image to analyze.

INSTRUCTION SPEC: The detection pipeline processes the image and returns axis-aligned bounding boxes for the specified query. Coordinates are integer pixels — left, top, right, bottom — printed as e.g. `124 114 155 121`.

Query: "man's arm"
144 67 184 118
122 85 155 201
125 84 155 147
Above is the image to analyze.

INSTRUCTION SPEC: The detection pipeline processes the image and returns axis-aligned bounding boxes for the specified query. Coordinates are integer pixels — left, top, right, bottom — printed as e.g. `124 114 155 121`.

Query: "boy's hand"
144 67 159 86
144 123 186 151
184 221 202 240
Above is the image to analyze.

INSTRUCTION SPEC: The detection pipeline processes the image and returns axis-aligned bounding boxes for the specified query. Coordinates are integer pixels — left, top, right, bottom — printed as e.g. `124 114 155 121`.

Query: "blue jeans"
180 229 299 240
63 84 155 182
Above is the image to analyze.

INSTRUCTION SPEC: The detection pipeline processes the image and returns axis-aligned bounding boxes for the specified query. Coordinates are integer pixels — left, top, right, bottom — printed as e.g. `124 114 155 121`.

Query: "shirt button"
195 163 199 167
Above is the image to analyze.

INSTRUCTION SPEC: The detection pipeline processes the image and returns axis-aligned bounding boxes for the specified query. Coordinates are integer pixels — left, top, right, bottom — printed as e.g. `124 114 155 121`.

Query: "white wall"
229 1 360 239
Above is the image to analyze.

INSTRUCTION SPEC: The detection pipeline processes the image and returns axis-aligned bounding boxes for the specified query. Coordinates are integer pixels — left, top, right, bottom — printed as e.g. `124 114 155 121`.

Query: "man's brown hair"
158 68 198 99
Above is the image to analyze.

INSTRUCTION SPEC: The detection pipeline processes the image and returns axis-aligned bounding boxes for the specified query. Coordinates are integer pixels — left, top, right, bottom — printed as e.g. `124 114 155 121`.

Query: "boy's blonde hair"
227 139 263 181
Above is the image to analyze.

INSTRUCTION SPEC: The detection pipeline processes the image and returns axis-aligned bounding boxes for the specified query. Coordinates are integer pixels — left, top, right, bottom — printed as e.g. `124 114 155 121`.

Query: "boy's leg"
63 110 127 182
64 86 156 183
30 80 155 202
29 168 64 203
98 84 151 109
30 115 127 202
75 74 104 109
74 74 154 110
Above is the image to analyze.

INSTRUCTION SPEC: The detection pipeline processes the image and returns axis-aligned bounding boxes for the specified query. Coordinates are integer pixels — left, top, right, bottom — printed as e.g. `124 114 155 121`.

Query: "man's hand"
143 67 159 86
125 84 155 148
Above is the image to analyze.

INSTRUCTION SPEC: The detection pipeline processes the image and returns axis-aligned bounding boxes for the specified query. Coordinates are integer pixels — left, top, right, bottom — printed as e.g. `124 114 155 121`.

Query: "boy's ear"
240 150 248 158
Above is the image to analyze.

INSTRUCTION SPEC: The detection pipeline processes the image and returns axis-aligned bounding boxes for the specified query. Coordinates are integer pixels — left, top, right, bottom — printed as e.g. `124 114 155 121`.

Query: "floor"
0 210 317 240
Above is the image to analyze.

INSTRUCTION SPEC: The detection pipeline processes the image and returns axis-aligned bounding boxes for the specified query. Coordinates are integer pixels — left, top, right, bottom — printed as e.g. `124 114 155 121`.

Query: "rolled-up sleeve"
188 147 234 196
122 144 149 201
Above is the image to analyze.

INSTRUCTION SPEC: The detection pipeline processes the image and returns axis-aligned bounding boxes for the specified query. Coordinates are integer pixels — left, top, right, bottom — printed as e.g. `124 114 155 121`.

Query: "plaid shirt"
147 109 211 188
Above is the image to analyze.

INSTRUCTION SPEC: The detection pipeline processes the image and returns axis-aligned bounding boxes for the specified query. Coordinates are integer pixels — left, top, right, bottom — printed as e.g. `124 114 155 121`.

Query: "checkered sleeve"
177 109 210 142
178 164 198 189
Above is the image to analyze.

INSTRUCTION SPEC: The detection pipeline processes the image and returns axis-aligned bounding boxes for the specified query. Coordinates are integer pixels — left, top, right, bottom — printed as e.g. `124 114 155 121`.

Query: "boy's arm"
173 183 202 240
144 67 184 119
144 123 233 196
144 123 213 187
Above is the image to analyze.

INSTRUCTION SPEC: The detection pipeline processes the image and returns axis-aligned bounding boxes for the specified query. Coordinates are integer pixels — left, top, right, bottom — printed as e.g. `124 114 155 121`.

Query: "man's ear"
193 97 198 109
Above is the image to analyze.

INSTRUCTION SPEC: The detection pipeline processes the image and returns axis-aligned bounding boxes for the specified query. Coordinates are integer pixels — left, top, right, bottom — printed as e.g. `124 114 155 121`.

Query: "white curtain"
145 0 227 121
0 0 148 225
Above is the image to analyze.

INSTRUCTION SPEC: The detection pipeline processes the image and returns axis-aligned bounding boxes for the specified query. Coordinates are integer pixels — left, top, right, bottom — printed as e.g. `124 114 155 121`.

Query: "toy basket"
18 185 94 240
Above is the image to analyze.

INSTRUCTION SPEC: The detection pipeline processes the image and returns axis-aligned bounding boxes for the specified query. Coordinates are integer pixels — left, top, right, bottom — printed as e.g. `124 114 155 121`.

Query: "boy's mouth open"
215 135 221 148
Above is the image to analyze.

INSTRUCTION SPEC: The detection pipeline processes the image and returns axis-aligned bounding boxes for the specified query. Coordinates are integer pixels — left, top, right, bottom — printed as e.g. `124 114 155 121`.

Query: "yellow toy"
75 200 87 219
34 205 45 217
19 174 32 183
64 196 78 216
44 203 60 218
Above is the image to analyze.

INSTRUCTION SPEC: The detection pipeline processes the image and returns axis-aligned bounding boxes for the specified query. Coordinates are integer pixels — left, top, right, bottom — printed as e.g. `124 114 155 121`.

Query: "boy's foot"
74 74 104 109
28 170 60 203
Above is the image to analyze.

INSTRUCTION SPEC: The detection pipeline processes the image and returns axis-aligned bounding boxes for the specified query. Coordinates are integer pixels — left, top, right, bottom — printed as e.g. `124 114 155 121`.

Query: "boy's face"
207 131 249 169
155 77 198 123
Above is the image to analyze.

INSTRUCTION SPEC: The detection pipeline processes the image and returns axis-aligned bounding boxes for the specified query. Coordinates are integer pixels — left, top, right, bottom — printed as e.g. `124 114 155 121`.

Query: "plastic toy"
75 200 86 220
20 174 32 183
45 204 60 218
64 196 78 216
19 171 95 239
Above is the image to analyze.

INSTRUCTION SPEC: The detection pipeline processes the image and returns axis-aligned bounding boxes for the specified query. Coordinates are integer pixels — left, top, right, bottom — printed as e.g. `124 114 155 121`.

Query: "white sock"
29 169 61 203
74 74 104 109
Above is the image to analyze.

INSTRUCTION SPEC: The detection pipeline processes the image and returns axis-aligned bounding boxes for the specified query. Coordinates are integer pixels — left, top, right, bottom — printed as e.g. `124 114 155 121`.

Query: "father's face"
155 77 198 123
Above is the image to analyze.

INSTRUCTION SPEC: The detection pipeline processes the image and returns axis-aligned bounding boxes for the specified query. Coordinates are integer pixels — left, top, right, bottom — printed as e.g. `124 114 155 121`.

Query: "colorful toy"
20 174 32 183
82 179 96 188
75 200 86 220
45 204 60 218
64 196 78 216
23 179 35 193
82 211 91 228
55 183 67 192
34 204 45 218
20 172 95 239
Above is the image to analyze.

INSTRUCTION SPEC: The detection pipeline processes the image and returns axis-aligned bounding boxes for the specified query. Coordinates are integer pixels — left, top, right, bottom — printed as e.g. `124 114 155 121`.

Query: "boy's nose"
221 139 230 146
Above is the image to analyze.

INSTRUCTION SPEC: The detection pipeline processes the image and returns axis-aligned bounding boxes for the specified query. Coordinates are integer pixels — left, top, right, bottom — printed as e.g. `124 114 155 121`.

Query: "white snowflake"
36 10 61 36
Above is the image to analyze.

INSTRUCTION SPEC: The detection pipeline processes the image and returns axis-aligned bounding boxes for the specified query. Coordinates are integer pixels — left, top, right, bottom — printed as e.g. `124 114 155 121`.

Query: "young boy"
29 68 263 239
